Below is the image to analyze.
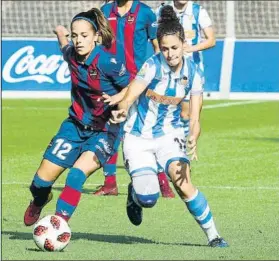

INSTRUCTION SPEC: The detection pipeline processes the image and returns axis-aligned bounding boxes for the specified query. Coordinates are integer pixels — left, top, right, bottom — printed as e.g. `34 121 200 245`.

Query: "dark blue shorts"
43 117 122 168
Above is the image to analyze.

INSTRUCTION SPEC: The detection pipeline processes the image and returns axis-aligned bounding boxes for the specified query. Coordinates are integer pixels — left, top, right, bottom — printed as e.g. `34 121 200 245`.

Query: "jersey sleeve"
190 64 204 96
61 44 74 63
102 57 131 89
135 59 156 86
146 8 158 40
198 7 212 29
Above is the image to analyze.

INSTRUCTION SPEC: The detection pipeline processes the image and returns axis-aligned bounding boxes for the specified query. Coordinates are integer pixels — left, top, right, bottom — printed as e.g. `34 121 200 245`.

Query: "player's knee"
132 170 160 208
66 168 87 187
136 192 159 208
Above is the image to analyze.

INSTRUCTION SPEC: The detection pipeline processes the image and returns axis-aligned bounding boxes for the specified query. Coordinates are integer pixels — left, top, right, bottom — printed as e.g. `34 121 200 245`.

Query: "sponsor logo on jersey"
119 64 127 76
146 89 183 105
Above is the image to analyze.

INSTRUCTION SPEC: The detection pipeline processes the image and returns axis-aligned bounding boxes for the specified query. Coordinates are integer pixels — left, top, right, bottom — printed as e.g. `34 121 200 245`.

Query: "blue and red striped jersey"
62 44 130 131
101 0 157 79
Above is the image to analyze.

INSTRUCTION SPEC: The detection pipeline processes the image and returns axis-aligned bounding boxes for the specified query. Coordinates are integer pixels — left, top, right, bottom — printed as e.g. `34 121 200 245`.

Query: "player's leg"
24 118 81 226
55 123 122 221
123 133 159 226
157 129 228 247
168 160 228 247
24 160 65 226
157 162 175 198
93 151 118 196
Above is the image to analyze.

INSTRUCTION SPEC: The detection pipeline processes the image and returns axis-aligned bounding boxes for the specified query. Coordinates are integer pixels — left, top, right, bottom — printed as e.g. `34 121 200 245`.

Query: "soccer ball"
33 215 71 252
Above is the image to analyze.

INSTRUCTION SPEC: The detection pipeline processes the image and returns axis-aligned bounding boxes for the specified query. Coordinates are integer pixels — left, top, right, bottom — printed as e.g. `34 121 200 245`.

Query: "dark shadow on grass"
2 231 206 247
50 187 127 196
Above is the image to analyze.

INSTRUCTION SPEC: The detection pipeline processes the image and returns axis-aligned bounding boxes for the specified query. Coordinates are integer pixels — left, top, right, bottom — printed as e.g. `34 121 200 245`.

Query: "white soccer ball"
33 215 71 252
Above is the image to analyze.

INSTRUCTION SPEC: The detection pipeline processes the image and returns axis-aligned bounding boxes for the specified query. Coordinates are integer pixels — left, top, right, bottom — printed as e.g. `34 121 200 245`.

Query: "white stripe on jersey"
124 53 203 139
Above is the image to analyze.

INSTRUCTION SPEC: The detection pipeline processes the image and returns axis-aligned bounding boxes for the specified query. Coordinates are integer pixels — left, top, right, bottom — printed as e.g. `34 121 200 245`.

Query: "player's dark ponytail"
71 8 114 49
157 5 185 44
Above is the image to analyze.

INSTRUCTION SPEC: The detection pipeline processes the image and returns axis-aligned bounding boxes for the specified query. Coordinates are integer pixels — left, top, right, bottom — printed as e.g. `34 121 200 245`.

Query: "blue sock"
185 190 219 241
30 173 54 207
103 152 118 177
55 168 86 221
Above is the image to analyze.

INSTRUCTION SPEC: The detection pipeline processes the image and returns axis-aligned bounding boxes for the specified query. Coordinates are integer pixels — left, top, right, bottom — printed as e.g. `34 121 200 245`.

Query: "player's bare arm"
53 25 70 49
184 26 215 53
187 94 203 161
110 80 147 123
151 39 160 53
101 87 128 106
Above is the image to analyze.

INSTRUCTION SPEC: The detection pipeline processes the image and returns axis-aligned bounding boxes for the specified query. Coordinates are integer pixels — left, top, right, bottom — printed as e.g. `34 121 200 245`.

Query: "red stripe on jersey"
72 100 83 121
70 58 83 120
87 54 106 129
59 185 81 207
107 12 118 54
124 4 140 79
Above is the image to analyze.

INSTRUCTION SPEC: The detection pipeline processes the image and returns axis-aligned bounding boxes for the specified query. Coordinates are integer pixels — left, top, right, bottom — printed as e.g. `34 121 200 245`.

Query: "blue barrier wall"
2 38 279 93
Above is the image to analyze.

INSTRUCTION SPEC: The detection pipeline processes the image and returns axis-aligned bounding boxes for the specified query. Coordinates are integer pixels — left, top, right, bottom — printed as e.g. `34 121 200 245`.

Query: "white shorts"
123 128 189 176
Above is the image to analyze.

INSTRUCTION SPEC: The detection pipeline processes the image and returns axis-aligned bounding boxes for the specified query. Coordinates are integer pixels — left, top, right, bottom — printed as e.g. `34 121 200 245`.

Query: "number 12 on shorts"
51 138 72 160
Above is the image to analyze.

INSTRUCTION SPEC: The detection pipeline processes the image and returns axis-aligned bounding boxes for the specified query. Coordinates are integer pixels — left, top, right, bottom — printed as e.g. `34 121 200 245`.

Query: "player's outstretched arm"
110 80 147 124
53 25 70 49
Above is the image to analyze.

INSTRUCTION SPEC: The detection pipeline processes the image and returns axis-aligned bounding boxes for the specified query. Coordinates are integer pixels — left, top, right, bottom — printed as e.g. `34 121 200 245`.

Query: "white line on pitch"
2 182 279 191
2 100 269 111
203 100 267 109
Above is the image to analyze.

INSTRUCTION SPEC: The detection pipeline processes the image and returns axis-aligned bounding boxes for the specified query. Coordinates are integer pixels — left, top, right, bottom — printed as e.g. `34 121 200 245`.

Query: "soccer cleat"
208 237 229 248
24 192 53 226
159 179 175 198
92 184 118 196
126 183 142 226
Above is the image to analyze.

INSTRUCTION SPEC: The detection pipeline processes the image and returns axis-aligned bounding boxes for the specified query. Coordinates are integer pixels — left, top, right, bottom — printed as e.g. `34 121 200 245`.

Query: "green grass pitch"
2 99 279 260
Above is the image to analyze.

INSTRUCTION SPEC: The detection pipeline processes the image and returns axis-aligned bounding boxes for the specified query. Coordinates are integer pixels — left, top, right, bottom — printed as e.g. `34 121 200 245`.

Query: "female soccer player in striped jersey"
24 8 131 226
111 5 228 248
94 0 175 198
156 1 215 158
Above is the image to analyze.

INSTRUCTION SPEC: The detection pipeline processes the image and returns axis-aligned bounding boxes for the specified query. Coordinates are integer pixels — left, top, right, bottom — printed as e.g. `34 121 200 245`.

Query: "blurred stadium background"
2 1 279 99
2 1 279 38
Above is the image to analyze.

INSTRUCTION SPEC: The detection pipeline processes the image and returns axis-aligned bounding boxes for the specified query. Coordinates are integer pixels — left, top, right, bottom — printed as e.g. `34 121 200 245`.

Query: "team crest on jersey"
127 15 135 24
180 76 188 85
89 68 98 79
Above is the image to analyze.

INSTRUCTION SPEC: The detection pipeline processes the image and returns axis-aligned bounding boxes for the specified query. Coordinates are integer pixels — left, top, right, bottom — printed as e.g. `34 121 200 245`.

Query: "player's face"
160 34 184 68
174 1 188 5
71 20 98 58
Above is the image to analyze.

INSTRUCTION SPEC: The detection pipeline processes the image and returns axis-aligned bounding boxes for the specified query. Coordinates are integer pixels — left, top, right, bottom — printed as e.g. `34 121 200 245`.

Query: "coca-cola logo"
2 45 71 84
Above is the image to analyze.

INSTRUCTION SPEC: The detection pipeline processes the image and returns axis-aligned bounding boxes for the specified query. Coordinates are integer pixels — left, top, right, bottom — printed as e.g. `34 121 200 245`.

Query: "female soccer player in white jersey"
156 0 215 142
110 5 228 247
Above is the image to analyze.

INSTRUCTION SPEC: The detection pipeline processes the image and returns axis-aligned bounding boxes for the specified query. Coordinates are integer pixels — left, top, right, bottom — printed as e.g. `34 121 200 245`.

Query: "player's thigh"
43 118 83 169
73 151 100 176
37 159 65 182
156 128 189 176
123 133 157 174
79 128 122 175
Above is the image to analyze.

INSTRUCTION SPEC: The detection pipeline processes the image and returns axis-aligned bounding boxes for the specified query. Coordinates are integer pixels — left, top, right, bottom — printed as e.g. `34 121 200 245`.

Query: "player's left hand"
98 92 119 106
110 109 127 124
187 136 198 161
183 43 193 54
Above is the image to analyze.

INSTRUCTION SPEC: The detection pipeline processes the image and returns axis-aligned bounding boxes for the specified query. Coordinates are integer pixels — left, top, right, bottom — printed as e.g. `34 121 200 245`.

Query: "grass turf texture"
2 99 279 260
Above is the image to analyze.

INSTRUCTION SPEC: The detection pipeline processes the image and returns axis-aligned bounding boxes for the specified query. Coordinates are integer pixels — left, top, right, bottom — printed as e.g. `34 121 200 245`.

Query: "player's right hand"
53 25 70 37
110 109 127 124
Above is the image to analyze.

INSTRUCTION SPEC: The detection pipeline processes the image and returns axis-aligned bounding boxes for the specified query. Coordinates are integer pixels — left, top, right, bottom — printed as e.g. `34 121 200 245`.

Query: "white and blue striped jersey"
124 53 204 139
155 1 212 65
